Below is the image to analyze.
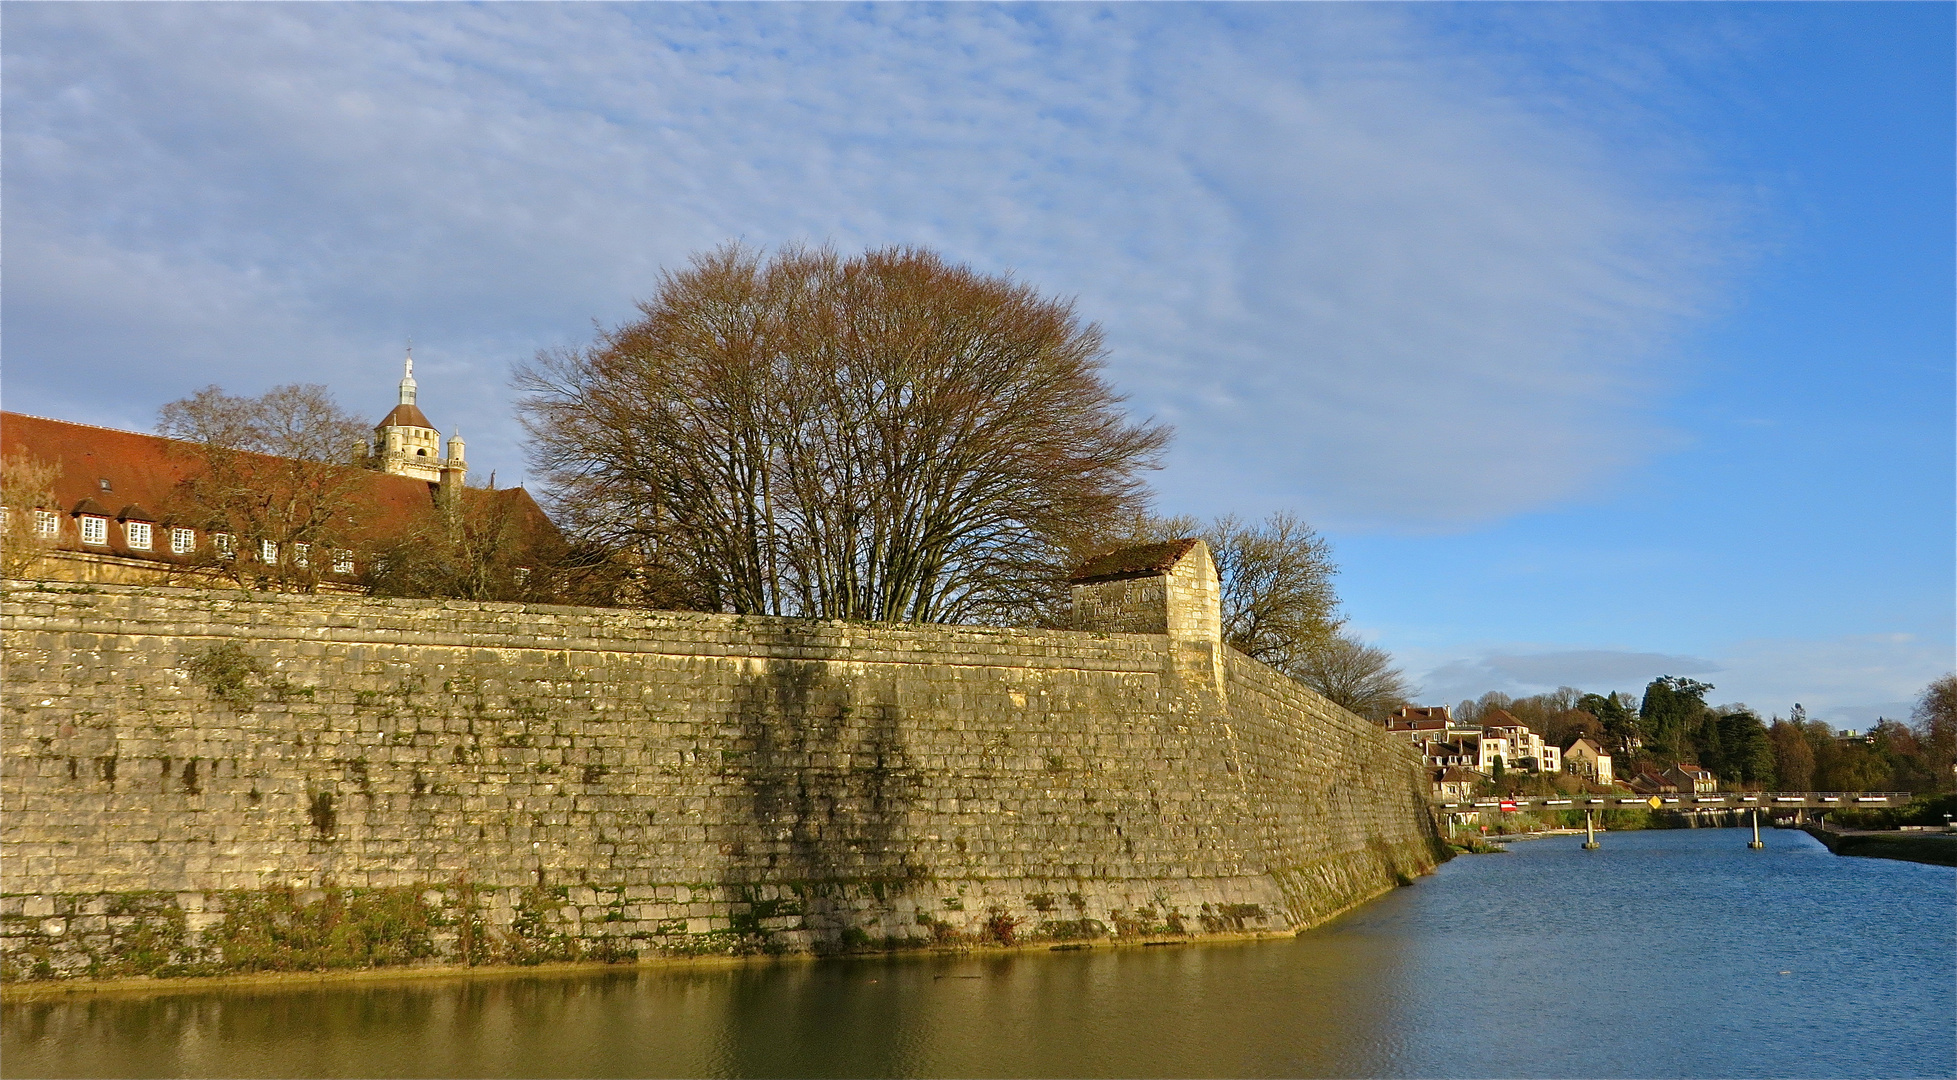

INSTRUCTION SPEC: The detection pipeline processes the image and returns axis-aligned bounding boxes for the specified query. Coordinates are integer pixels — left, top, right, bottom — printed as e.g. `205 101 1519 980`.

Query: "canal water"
5 828 1952 1078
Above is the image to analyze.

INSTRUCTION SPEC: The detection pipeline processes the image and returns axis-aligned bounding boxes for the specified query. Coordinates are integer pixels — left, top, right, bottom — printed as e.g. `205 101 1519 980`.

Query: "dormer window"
79 515 108 545
126 521 153 550
260 539 278 563
171 527 195 554
214 532 236 558
293 542 310 567
33 510 59 538
332 549 355 574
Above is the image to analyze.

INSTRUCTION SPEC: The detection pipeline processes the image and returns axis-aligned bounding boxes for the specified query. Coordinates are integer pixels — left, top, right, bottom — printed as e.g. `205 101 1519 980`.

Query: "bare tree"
367 483 626 606
1205 512 1340 670
1289 631 1412 721
517 243 1170 623
1 451 62 579
1914 674 1957 792
157 384 371 591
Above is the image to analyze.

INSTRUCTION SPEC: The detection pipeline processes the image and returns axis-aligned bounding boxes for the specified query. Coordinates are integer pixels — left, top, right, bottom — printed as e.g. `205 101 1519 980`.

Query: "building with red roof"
2 361 555 590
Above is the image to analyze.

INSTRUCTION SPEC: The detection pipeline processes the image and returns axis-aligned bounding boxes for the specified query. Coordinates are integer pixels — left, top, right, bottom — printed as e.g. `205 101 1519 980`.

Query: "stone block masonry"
2 574 1441 981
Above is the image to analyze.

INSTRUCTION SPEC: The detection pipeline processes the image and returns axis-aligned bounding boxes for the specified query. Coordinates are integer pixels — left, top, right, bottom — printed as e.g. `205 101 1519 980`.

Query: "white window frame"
79 515 108 545
214 532 236 558
34 510 60 538
332 549 355 574
125 521 153 551
171 527 195 555
293 542 310 568
259 539 278 563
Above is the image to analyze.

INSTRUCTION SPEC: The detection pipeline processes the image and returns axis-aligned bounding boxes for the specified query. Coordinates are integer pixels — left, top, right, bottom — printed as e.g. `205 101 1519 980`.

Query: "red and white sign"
1499 799 1518 812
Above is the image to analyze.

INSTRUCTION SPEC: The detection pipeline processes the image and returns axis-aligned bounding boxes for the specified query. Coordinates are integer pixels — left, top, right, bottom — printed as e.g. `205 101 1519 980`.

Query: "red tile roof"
2 411 552 566
378 403 435 430
1070 538 1199 584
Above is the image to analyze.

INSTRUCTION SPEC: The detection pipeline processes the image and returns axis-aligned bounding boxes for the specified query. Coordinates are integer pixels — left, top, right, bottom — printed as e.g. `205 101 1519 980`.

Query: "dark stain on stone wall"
728 636 921 949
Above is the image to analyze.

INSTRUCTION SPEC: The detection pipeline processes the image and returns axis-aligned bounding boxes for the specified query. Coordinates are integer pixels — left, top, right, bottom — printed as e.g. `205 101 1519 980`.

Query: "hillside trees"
1638 676 1715 761
516 244 1169 624
1768 716 1815 791
1756 685 1956 794
1915 674 1957 786
1712 709 1775 788
1577 691 1641 758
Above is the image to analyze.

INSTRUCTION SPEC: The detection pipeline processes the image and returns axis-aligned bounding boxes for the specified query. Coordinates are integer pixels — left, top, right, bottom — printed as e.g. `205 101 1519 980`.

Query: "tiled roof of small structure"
378 403 435 430
1069 538 1199 584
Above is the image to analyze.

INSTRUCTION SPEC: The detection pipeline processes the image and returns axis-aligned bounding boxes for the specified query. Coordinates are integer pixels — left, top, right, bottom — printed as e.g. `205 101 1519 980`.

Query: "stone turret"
1069 538 1226 695
438 429 467 504
371 353 463 487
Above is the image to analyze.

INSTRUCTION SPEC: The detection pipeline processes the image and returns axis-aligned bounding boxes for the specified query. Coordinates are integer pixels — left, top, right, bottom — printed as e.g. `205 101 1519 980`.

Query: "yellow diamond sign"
1648 796 1663 809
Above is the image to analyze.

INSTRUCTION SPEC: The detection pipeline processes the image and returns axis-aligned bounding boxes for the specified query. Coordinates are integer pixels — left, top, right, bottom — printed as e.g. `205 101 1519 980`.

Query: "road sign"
1648 796 1663 809
1500 799 1517 812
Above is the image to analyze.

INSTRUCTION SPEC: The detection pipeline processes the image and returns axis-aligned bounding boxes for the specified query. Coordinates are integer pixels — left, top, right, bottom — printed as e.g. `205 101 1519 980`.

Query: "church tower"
372 353 462 487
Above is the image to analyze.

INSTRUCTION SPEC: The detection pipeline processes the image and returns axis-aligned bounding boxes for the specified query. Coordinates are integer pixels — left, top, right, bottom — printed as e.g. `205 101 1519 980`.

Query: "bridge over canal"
1435 792 1912 814
1434 792 1914 850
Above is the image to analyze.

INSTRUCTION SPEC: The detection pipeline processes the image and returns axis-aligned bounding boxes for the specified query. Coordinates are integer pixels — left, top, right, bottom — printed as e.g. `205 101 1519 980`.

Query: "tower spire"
398 349 418 406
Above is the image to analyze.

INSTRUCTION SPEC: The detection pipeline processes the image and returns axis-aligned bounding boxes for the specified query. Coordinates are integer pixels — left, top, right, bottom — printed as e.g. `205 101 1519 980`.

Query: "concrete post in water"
1748 808 1765 849
1583 809 1600 850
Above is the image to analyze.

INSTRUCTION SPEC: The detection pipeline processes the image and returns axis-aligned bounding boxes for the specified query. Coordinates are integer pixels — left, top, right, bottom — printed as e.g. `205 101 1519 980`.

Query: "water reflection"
5 829 1951 1079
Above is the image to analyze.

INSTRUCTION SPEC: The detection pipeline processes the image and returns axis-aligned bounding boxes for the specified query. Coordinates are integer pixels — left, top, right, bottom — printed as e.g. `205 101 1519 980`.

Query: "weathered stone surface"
1 581 1439 980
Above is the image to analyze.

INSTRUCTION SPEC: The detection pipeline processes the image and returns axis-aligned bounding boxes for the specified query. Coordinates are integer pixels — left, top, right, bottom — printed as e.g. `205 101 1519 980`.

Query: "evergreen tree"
1716 710 1775 787
1639 676 1713 760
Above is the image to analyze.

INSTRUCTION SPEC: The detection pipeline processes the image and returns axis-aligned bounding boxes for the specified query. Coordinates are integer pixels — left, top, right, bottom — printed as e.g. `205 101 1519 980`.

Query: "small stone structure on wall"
1 541 1441 980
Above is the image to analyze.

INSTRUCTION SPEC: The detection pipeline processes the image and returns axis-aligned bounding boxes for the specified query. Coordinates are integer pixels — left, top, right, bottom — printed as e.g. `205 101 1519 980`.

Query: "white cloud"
3 4 1726 519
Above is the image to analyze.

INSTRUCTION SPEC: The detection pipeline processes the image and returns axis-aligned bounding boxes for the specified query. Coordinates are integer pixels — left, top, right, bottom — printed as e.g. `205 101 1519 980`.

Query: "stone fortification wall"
1 581 1439 980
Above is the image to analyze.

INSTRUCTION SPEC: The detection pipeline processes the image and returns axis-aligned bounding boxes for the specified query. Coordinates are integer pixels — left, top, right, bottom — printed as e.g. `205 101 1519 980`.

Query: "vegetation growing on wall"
186 642 262 709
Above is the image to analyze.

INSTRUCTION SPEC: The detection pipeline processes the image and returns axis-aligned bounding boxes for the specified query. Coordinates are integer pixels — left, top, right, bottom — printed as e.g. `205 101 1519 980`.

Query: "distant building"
1431 766 1483 802
1389 704 1453 726
1423 739 1480 769
1 358 554 587
1483 711 1558 773
1563 736 1614 786
1663 762 1717 794
1628 770 1678 795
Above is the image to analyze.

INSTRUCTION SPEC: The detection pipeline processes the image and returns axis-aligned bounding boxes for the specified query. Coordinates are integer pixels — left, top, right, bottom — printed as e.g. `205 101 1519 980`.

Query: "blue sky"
4 3 1949 725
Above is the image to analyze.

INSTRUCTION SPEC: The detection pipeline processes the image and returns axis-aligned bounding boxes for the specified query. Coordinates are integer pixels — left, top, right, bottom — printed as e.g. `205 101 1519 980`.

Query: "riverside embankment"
1801 823 1957 866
